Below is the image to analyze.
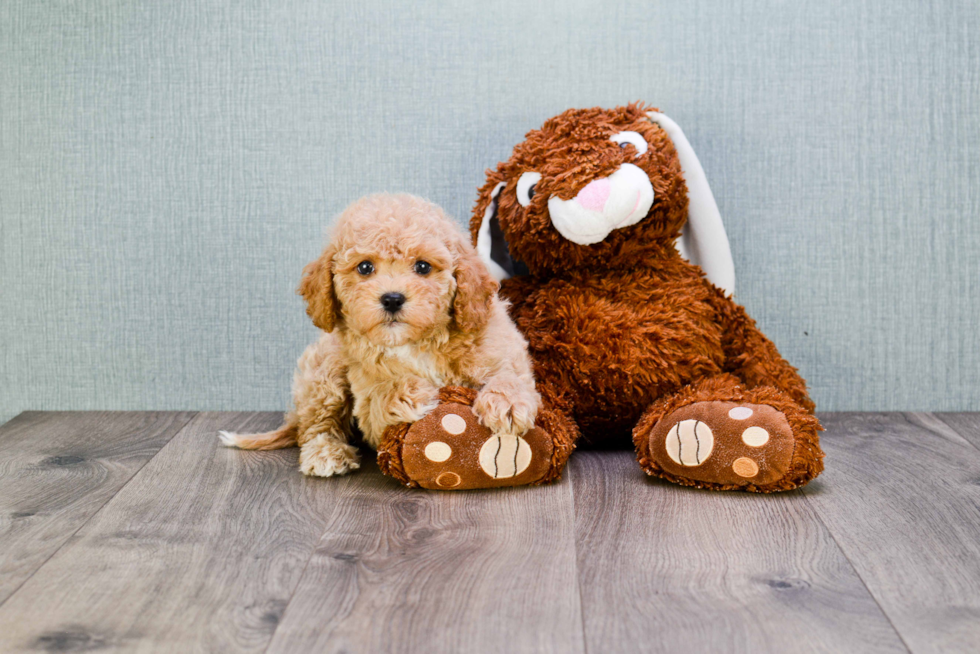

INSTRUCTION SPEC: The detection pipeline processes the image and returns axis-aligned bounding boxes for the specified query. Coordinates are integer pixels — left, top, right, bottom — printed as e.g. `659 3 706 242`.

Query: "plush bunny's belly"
501 269 725 442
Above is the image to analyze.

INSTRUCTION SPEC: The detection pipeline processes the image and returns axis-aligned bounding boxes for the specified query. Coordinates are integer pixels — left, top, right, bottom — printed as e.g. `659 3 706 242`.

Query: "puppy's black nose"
380 292 406 313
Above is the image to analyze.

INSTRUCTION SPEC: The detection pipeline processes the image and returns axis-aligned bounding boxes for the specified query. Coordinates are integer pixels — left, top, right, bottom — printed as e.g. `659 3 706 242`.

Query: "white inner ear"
475 182 509 281
647 111 735 296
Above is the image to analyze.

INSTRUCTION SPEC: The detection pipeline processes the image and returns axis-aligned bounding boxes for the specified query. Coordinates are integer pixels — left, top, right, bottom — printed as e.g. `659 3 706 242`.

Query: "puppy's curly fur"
220 194 541 477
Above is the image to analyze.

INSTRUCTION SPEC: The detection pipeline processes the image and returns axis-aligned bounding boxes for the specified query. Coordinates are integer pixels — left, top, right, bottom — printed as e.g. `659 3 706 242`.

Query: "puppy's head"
299 194 498 347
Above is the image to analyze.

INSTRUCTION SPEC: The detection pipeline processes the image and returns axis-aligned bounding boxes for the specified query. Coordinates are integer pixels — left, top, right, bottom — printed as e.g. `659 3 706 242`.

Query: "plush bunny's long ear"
647 112 736 296
475 181 529 282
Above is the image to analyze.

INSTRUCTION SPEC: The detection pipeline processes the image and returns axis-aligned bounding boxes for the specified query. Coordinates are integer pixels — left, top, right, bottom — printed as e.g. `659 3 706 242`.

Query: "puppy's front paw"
474 388 538 435
386 379 440 425
299 434 361 478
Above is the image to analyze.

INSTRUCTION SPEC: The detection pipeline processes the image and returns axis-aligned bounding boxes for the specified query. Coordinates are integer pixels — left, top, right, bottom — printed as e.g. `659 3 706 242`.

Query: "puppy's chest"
350 347 461 393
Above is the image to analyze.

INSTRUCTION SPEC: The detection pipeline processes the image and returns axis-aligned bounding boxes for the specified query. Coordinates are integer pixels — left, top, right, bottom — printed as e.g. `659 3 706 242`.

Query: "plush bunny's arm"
707 287 815 413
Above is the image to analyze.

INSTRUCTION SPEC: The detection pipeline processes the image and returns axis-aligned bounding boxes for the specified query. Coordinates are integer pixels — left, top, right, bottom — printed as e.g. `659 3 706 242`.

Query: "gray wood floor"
1 412 979 653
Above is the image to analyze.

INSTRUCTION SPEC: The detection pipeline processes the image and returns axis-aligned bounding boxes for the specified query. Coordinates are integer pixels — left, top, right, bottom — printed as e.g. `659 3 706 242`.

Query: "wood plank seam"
800 411 980 653
928 413 980 454
799 485 913 654
258 524 328 654
261 456 586 653
0 411 198 612
564 463 591 654
0 412 334 652
569 449 911 653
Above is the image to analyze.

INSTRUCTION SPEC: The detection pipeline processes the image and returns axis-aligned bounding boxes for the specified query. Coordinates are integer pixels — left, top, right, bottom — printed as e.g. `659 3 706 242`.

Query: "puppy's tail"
218 414 299 450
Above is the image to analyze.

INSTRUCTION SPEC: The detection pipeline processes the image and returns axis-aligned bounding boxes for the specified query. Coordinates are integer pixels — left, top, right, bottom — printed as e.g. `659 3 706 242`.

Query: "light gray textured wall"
2 0 978 424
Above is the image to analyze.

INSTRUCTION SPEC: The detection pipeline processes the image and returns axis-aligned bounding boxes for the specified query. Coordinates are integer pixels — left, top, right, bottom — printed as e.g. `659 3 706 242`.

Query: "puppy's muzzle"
380 292 406 314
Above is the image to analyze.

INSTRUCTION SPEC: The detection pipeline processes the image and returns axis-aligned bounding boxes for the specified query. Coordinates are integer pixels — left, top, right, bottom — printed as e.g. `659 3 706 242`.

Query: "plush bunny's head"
470 103 735 294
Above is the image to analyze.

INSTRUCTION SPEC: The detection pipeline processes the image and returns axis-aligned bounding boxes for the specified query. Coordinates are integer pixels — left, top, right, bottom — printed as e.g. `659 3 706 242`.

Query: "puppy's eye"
356 261 374 276
414 261 431 275
517 172 542 207
610 131 649 157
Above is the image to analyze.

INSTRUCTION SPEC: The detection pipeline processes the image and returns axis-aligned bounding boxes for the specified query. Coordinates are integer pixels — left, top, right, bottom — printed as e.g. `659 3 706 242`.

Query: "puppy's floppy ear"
297 244 341 332
452 236 499 333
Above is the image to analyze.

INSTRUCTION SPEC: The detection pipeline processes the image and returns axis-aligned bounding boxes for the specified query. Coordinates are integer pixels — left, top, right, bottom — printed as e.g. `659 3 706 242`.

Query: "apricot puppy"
219 194 540 478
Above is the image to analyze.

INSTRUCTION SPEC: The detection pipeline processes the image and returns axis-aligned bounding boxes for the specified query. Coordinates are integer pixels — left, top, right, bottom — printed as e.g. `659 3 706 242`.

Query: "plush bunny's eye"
516 172 542 207
610 131 648 157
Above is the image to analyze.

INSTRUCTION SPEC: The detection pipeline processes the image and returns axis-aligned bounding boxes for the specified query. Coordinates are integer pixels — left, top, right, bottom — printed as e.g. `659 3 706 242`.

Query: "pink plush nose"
575 179 611 212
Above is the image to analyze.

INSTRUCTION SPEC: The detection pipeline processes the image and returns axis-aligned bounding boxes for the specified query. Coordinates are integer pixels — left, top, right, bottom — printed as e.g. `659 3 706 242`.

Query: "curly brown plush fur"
469 103 824 491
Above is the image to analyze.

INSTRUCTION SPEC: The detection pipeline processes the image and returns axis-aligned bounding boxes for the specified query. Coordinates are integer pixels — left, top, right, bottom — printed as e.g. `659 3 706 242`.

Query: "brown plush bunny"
380 103 823 492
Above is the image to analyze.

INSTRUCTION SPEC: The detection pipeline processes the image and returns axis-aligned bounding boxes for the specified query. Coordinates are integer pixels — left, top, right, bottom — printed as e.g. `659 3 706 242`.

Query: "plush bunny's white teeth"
547 164 654 245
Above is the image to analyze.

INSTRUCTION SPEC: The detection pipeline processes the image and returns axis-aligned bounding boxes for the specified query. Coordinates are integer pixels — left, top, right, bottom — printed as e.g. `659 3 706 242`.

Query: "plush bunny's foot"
634 379 824 492
378 386 574 490
644 401 798 488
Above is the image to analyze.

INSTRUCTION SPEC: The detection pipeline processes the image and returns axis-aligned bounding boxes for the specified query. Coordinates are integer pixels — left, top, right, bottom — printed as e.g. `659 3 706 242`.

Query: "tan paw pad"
441 413 467 435
732 457 759 477
424 441 452 462
436 471 461 488
741 426 770 447
478 434 532 479
665 419 714 466
729 406 753 420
